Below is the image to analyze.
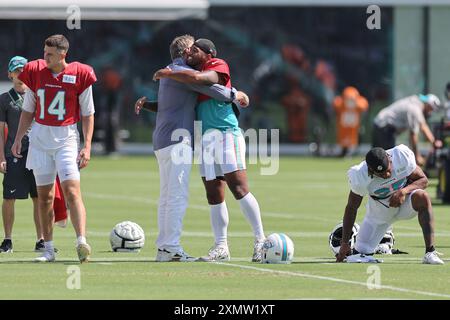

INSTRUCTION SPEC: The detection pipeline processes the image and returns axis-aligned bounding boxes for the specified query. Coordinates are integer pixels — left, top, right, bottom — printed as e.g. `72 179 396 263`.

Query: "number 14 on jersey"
36 89 66 121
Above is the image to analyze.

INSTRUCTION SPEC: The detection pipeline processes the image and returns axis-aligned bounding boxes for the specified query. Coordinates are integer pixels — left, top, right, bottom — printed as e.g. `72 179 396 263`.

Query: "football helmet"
261 233 294 264
329 222 360 256
375 230 395 254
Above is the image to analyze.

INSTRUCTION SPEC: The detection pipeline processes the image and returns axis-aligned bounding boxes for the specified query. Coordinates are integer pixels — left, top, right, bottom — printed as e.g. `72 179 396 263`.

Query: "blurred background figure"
281 77 311 143
445 82 450 118
333 86 368 157
280 45 312 143
94 66 123 155
372 93 442 166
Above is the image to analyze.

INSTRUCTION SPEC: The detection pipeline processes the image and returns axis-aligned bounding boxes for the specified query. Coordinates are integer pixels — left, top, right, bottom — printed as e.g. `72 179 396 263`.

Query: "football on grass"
110 221 145 252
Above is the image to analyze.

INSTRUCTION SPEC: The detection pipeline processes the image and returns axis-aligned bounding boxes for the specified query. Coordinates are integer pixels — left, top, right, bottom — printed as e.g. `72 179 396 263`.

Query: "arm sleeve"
18 63 35 92
185 83 235 102
22 89 36 113
79 86 95 116
79 66 97 94
396 144 417 176
347 166 368 197
203 59 231 84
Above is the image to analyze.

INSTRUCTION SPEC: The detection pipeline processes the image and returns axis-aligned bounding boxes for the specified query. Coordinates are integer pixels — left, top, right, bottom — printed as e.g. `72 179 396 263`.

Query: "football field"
0 155 449 300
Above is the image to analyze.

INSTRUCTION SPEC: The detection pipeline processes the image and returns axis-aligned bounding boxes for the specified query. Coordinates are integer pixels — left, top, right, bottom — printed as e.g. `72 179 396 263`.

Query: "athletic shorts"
3 152 38 199
26 143 80 186
199 130 246 181
355 189 421 254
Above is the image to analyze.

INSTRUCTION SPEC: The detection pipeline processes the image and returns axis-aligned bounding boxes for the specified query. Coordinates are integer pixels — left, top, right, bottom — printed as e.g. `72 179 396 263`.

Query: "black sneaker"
34 239 45 252
34 239 59 253
0 239 13 253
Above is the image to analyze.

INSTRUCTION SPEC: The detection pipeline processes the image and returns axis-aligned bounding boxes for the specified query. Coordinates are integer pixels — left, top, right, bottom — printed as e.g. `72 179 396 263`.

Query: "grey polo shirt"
374 95 425 134
0 89 30 157
153 58 236 151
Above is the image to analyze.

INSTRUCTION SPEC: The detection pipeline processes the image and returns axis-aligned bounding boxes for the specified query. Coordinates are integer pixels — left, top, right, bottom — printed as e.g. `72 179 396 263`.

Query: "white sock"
210 202 229 247
239 192 265 241
77 236 87 246
44 241 54 252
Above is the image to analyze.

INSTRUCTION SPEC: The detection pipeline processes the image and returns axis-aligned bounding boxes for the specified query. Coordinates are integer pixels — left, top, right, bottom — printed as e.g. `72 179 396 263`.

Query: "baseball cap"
194 39 217 57
419 93 441 111
8 56 27 72
366 147 389 174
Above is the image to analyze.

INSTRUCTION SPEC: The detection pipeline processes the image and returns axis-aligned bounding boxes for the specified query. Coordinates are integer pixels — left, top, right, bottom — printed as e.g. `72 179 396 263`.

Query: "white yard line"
87 192 450 229
215 262 450 299
88 230 450 238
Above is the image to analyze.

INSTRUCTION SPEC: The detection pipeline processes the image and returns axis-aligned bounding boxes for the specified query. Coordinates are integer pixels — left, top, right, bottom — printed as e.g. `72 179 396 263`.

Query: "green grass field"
0 156 449 300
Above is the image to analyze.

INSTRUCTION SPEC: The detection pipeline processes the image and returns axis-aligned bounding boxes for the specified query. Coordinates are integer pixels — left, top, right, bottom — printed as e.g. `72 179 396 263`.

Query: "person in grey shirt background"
134 34 249 261
372 94 442 166
0 56 40 253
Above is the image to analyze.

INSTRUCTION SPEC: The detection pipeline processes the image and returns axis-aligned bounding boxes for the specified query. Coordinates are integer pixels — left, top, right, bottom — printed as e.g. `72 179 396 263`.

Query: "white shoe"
423 251 444 265
77 243 91 263
35 250 55 263
156 248 196 262
346 253 383 263
252 239 265 262
197 244 230 262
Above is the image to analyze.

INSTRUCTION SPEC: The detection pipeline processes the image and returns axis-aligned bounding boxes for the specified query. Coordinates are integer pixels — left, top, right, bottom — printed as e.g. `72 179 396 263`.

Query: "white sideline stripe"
84 192 450 232
0 256 448 264
13 231 450 239
215 262 450 299
81 230 450 238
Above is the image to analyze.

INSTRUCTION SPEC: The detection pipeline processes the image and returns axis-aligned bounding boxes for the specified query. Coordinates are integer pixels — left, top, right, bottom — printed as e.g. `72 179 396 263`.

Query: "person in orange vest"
333 87 368 156
281 77 311 143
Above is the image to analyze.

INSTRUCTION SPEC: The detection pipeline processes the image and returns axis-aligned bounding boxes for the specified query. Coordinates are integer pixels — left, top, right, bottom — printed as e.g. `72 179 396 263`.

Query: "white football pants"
154 139 192 252
355 189 421 254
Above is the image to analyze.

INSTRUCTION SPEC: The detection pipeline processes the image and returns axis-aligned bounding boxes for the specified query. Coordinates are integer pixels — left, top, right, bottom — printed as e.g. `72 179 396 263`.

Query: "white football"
110 221 145 252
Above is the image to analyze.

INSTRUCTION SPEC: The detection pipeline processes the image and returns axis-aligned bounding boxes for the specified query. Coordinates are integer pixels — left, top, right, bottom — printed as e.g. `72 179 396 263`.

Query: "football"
261 233 294 264
110 221 145 252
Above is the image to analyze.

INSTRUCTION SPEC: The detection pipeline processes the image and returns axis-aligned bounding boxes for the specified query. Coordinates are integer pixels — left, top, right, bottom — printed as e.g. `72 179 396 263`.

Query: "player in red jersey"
11 35 96 263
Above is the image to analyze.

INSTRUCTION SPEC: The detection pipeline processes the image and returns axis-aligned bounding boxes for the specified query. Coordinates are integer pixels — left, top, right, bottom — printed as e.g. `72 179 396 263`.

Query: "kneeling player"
336 144 444 264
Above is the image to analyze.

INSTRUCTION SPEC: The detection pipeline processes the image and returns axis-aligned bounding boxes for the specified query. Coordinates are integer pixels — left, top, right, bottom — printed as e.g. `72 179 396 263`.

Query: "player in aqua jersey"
336 144 444 264
137 35 247 262
154 39 266 262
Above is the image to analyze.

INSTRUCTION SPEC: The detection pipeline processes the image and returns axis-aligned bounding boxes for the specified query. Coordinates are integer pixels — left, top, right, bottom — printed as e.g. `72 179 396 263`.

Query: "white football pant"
154 138 192 252
355 189 421 254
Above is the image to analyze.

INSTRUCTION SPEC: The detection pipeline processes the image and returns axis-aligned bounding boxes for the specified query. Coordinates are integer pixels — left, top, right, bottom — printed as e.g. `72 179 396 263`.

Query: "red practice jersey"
19 59 97 126
198 58 231 103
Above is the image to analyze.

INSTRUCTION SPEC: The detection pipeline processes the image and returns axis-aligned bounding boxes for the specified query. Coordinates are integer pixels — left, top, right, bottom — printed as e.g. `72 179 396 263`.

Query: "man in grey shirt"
134 35 248 261
373 94 442 165
0 56 39 253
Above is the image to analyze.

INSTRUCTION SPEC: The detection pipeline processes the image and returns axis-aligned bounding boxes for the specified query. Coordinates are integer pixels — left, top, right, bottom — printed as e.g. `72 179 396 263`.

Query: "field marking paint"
84 192 450 233
82 230 450 238
215 262 450 299
1 256 449 264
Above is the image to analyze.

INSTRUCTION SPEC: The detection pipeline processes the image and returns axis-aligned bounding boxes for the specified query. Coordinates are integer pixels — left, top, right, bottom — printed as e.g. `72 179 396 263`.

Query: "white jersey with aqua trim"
347 144 416 199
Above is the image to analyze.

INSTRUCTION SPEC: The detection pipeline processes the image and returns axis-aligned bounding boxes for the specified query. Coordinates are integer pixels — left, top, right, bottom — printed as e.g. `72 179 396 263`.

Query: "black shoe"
34 239 45 252
0 239 13 253
34 239 58 253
